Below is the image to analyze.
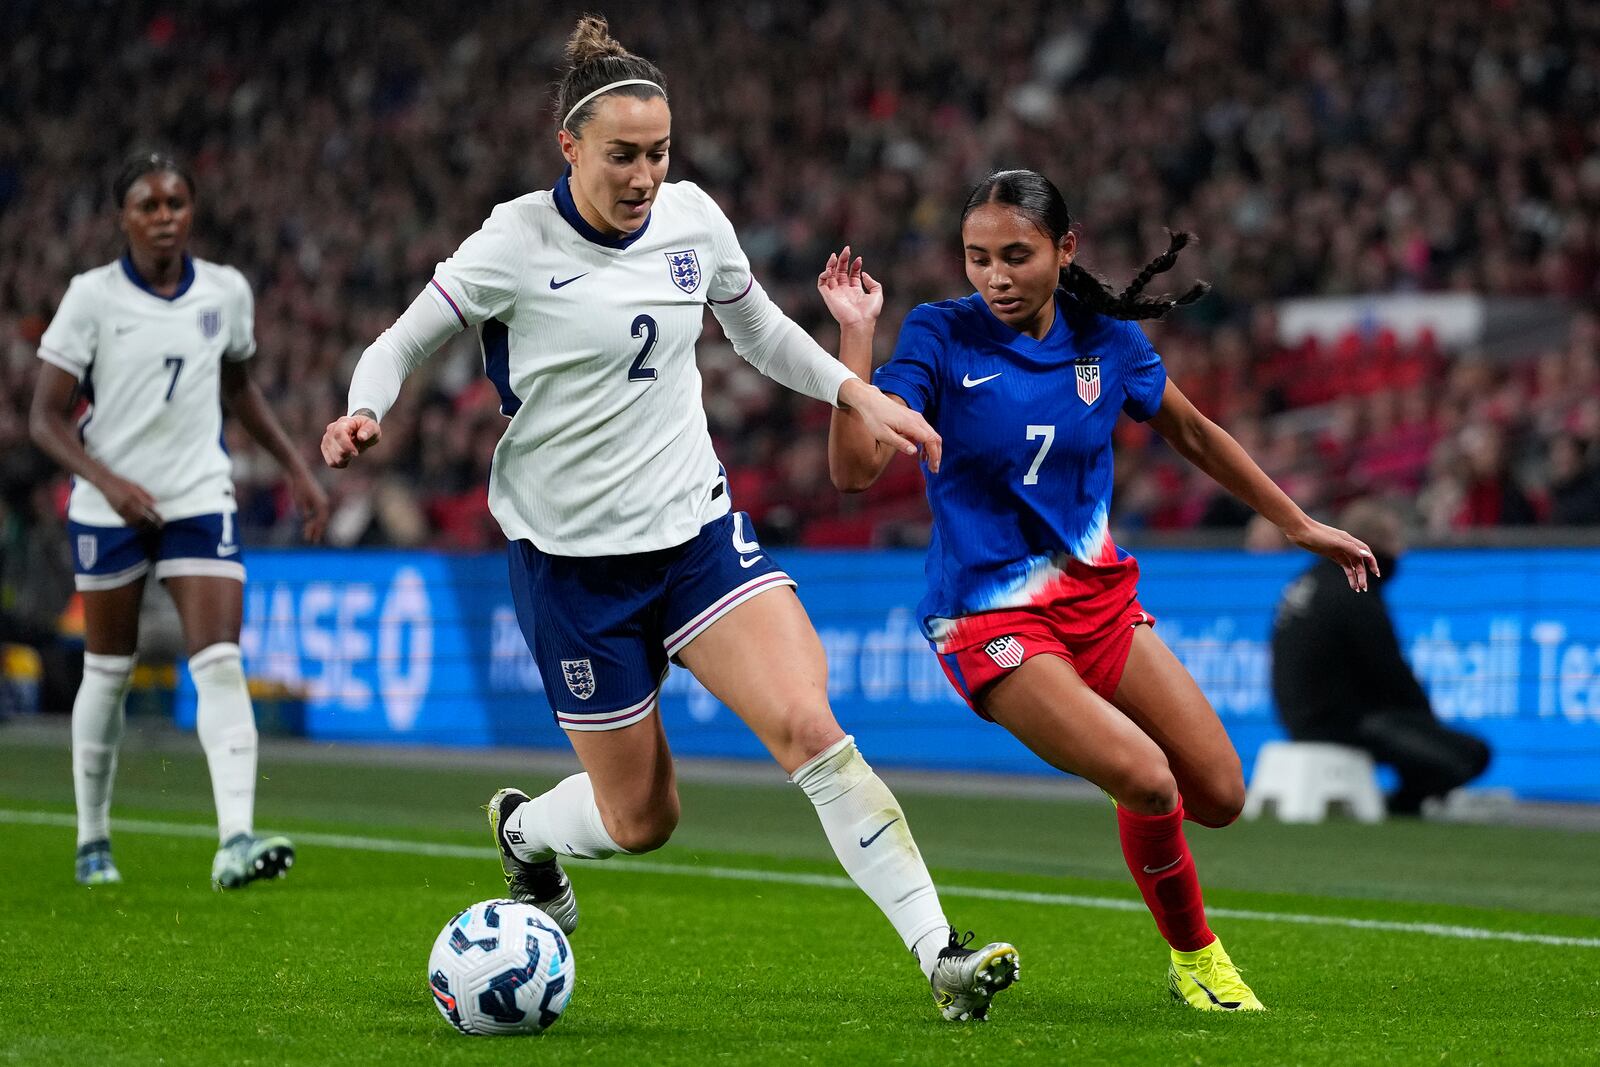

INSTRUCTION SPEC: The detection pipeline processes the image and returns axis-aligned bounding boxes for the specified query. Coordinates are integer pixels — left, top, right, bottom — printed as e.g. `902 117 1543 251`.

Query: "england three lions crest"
198 307 223 340
664 249 701 294
561 658 596 700
1075 362 1101 406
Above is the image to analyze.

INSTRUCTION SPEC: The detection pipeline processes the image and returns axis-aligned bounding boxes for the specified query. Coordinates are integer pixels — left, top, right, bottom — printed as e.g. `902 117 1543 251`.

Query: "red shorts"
934 555 1154 717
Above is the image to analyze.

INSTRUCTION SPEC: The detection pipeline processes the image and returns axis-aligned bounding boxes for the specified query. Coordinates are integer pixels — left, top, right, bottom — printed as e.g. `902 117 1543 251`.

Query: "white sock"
72 652 134 846
791 736 951 978
503 773 626 862
191 643 258 843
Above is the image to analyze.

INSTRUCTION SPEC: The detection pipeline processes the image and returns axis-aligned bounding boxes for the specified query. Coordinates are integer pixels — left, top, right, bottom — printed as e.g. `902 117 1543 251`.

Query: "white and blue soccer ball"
427 899 575 1035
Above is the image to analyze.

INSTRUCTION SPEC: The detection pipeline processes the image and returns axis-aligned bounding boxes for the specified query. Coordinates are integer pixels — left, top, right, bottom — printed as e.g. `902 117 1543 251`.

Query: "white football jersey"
37 255 255 526
426 175 772 555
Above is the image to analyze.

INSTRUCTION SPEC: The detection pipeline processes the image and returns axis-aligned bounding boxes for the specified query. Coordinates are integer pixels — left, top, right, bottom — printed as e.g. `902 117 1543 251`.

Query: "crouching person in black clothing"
1270 500 1490 815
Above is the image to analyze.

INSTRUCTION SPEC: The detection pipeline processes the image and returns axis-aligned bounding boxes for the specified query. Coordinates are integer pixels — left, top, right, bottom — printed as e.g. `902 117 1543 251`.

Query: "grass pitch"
1 728 1597 1066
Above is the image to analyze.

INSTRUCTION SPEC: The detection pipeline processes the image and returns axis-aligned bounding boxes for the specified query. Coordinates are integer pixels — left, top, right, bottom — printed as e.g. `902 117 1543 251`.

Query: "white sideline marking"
7 809 1598 949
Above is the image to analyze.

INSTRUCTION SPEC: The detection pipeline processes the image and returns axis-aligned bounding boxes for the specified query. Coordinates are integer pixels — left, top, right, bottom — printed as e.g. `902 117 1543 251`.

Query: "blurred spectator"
1242 513 1289 553
1548 433 1600 524
1 1 1598 547
0 472 80 712
1452 423 1537 528
1269 500 1491 815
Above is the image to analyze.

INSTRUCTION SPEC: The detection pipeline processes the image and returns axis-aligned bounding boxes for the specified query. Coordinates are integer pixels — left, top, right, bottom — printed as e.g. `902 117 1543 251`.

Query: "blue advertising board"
177 547 1600 802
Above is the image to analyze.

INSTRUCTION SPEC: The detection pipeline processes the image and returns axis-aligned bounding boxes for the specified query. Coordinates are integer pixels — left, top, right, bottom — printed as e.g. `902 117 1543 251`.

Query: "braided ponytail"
962 171 1208 322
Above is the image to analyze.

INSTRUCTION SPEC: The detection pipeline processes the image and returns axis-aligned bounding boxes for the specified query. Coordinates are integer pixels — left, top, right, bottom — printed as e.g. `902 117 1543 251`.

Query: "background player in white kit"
31 153 329 889
321 16 1019 1021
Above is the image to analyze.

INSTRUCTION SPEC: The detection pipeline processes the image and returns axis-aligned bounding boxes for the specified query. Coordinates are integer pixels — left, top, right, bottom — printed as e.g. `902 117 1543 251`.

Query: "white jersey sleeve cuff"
37 346 86 381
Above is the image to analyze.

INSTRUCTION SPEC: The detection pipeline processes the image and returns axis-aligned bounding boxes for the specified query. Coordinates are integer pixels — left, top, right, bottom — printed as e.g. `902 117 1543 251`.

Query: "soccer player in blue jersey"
825 169 1379 1012
31 152 328 888
322 16 1017 1021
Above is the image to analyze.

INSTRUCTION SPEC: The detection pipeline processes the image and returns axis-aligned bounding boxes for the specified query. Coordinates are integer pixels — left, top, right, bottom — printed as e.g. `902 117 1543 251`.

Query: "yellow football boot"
1167 938 1265 1011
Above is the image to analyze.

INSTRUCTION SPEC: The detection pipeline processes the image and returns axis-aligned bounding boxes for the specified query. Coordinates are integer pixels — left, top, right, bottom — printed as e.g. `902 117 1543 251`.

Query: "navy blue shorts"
508 511 794 732
69 512 245 591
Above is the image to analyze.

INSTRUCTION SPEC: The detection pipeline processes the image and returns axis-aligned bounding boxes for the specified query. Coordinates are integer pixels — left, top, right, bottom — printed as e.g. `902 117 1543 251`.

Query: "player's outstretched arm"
818 247 940 492
221 360 329 543
323 284 466 471
1147 379 1377 591
29 362 162 528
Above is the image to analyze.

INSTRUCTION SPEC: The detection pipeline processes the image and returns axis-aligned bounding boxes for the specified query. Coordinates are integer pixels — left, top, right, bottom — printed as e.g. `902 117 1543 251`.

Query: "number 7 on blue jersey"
1024 424 1054 485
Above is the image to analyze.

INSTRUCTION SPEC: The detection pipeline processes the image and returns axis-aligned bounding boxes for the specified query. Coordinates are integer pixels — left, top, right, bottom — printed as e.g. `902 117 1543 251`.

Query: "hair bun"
565 14 631 66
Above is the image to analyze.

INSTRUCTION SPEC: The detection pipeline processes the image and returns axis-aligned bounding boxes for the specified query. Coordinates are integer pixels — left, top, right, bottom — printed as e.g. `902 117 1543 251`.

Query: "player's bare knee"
1112 760 1180 815
1186 778 1245 828
1190 759 1247 827
769 705 846 774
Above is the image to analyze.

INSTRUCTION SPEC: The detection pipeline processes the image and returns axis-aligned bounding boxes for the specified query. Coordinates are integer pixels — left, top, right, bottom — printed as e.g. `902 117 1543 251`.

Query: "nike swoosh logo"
115 323 139 335
859 817 900 847
1142 857 1182 874
549 273 588 289
218 545 239 557
1190 976 1242 1010
739 554 762 568
962 372 1001 388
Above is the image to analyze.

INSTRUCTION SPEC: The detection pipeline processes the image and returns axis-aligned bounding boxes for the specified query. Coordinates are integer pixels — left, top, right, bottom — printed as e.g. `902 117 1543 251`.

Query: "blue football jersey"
873 291 1167 639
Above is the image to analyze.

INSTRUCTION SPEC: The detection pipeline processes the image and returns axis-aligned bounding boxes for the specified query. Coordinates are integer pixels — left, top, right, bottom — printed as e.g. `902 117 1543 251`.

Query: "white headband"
563 79 664 130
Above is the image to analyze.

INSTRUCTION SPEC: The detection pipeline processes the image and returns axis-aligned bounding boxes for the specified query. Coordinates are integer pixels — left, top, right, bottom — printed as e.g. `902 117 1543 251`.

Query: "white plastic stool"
1243 741 1385 824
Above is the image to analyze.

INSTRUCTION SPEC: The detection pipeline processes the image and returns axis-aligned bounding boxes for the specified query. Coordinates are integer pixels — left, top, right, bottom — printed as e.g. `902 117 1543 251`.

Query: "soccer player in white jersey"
31 153 329 889
321 16 1018 1021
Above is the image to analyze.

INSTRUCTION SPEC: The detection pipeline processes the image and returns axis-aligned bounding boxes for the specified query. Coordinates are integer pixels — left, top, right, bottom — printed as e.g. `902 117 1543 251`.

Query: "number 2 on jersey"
1024 424 1055 485
162 356 185 402
629 314 658 383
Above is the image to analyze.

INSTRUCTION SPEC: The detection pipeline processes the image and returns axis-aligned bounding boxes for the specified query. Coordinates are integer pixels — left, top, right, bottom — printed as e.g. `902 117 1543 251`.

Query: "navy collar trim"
553 167 650 249
121 253 196 301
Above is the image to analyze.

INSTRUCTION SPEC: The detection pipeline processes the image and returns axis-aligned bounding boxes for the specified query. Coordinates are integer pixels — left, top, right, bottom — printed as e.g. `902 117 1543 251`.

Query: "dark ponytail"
555 15 668 136
962 169 1208 321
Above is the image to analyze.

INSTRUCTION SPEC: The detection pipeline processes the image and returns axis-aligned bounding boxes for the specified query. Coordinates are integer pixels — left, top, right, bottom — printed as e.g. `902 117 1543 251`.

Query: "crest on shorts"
1075 362 1101 406
984 636 1025 669
198 307 223 340
561 658 596 701
76 534 98 570
664 249 701 294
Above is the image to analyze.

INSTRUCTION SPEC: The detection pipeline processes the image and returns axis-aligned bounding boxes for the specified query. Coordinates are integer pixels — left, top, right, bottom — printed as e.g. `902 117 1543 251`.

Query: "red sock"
1116 803 1215 952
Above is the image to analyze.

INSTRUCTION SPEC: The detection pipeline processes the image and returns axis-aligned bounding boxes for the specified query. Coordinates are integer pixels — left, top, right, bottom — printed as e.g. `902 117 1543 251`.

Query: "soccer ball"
427 899 575 1035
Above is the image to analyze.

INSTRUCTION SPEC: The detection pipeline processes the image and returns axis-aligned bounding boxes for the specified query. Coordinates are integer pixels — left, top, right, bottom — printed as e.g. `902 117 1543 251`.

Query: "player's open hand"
1287 519 1379 592
321 411 381 469
838 379 942 474
102 476 162 529
291 471 330 544
817 246 883 329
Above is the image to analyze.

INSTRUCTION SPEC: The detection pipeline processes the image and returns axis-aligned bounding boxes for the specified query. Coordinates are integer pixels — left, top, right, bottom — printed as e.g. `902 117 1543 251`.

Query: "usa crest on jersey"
77 534 98 569
561 658 596 700
664 249 701 293
1075 362 1101 406
984 635 1025 669
197 307 223 340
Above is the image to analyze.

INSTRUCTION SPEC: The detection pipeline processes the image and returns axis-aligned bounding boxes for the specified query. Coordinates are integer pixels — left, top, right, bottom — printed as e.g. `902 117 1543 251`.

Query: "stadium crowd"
2 0 1599 562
